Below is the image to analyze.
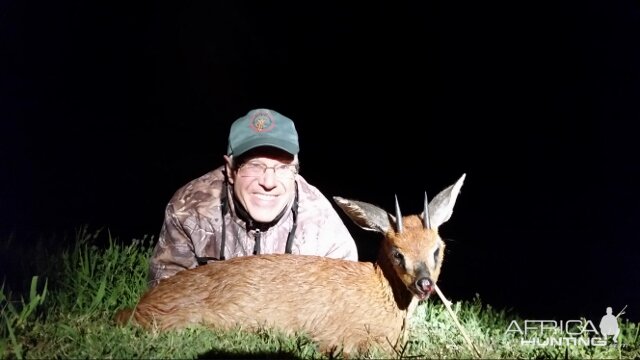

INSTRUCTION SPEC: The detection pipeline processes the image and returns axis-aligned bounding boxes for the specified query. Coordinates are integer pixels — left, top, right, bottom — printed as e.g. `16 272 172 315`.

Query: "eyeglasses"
237 161 298 179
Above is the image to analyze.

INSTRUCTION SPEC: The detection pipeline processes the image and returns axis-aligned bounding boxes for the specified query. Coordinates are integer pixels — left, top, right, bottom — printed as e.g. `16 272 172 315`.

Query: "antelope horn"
423 191 431 229
394 194 403 233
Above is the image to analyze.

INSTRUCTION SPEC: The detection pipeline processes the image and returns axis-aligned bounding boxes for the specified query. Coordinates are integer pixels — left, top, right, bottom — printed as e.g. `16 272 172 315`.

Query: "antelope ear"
333 197 391 234
424 173 466 228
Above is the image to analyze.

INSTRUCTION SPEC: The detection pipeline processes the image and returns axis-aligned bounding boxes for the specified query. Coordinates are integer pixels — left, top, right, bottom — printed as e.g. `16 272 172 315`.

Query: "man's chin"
246 207 284 223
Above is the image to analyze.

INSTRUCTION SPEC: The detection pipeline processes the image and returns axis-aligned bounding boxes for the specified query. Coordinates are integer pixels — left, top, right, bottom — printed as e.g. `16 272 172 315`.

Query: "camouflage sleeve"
148 204 198 287
319 207 359 261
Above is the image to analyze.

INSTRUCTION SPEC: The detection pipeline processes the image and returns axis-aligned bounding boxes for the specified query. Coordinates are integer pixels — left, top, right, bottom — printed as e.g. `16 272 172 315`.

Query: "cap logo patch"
249 112 275 133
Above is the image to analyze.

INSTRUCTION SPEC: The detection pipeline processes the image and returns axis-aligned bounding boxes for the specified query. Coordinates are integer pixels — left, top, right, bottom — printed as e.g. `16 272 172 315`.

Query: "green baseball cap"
227 109 300 157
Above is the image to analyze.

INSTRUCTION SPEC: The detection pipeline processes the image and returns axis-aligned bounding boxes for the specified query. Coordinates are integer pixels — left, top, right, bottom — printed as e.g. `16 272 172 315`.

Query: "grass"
1 227 639 359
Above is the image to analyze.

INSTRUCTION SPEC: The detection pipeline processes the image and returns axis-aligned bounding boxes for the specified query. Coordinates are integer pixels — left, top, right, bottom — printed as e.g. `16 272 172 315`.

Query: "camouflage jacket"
148 166 358 287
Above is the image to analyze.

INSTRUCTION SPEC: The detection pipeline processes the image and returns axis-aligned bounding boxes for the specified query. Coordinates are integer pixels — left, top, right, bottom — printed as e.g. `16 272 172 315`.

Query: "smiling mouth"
253 193 278 201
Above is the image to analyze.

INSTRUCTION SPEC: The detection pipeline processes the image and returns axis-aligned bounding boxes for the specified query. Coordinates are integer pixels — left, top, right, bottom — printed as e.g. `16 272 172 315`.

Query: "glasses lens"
239 163 263 177
275 165 296 179
239 162 296 179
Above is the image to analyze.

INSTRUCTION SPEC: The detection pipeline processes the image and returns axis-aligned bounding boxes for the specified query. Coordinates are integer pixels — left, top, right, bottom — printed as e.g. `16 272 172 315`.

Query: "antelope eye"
392 250 403 260
434 246 440 260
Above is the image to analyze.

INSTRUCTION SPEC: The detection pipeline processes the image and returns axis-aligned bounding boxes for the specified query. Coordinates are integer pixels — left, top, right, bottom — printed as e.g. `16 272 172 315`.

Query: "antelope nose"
416 278 433 293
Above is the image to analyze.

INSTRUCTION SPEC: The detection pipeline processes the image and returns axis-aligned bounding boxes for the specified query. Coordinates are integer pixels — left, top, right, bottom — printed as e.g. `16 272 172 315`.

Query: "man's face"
225 147 297 223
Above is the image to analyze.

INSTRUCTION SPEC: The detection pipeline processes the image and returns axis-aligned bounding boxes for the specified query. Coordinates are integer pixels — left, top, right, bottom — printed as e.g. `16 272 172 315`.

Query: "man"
599 307 620 344
148 108 358 287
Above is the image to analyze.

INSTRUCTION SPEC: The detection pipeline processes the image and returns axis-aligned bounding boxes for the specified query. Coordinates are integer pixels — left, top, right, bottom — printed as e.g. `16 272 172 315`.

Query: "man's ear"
223 155 234 184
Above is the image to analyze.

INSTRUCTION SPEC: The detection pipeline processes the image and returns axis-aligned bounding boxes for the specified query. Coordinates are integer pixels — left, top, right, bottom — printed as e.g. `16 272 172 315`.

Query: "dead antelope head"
333 173 466 301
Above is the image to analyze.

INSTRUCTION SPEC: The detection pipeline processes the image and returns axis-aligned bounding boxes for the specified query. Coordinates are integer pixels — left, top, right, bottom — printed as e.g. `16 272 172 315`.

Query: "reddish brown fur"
115 174 465 356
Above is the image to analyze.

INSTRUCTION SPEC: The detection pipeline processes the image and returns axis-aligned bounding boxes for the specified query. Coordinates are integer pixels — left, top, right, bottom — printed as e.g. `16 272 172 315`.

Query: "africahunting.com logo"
505 306 626 347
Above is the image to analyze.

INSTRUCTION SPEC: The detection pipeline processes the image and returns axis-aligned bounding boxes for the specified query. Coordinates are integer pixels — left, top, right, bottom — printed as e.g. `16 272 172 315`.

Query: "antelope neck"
377 247 415 311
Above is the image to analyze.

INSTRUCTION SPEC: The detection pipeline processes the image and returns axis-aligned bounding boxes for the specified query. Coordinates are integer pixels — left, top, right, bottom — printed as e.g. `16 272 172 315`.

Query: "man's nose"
258 168 277 188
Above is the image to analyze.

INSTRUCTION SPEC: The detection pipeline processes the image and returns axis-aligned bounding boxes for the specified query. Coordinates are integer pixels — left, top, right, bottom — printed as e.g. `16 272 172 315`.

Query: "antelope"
115 173 466 356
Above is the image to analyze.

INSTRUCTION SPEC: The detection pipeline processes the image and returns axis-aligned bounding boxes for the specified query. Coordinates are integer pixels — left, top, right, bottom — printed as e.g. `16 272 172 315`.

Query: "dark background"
2 1 639 323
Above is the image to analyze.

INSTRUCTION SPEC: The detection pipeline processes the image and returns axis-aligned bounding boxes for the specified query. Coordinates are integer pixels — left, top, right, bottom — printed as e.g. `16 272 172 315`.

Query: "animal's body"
115 174 466 355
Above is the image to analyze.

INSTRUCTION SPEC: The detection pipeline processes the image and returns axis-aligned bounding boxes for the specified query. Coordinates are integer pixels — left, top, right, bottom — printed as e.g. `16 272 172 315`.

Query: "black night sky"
2 1 639 323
